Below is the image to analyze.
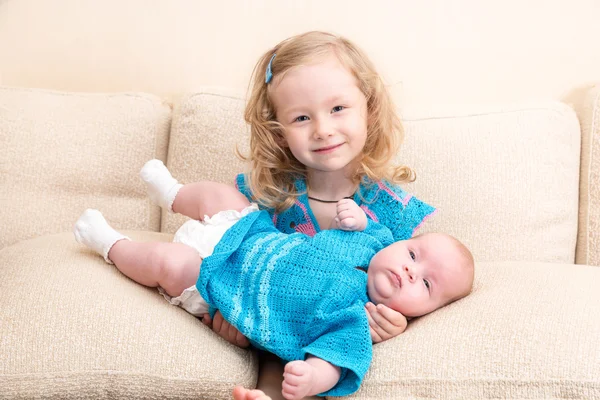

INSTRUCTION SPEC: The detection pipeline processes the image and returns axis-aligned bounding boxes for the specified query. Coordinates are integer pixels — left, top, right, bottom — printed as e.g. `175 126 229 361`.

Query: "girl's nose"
313 118 333 139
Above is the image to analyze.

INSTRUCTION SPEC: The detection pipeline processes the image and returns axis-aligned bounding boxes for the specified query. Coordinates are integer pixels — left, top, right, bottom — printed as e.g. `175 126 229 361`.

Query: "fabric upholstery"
0 231 258 399
2 85 599 399
167 93 581 264
576 84 600 266
400 103 581 263
163 90 249 234
0 87 171 249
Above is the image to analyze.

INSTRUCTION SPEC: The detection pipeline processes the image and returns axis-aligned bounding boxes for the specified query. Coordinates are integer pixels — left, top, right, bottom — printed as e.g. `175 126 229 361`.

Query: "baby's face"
367 233 473 318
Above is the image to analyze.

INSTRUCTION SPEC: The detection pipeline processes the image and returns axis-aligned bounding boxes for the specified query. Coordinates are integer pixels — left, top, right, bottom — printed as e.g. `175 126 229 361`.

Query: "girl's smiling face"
367 233 474 318
269 54 368 175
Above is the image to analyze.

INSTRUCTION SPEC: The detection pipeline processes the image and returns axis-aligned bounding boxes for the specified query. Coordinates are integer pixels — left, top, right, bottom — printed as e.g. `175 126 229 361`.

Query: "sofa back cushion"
167 91 581 263
163 90 249 233
0 87 171 249
400 103 580 263
575 84 600 266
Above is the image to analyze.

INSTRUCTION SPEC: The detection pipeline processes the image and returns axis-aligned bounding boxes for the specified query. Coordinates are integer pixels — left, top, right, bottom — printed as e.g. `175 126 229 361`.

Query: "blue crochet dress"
196 210 395 397
235 174 435 241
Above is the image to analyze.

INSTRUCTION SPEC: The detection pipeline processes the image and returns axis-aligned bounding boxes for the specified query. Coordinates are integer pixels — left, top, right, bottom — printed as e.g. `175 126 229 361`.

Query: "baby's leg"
173 181 250 220
108 239 200 297
140 159 250 219
74 209 200 297
281 356 341 400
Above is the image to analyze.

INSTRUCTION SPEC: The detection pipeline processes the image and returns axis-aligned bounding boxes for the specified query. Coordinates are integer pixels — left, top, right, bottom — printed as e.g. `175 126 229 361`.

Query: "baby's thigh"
155 242 201 297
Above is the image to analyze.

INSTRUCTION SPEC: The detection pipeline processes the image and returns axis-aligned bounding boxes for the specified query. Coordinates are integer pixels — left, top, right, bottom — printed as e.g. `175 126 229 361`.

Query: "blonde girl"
187 31 435 399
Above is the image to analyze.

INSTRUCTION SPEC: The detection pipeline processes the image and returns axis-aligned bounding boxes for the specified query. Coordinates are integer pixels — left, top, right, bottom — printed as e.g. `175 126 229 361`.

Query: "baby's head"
243 31 412 210
367 233 474 318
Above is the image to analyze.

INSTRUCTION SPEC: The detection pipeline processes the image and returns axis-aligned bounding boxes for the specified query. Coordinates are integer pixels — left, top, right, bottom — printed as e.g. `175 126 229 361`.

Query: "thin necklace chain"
307 194 355 203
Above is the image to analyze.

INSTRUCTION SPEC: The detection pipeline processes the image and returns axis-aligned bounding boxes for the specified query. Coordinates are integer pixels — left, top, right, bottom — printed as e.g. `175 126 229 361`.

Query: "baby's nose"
403 265 416 282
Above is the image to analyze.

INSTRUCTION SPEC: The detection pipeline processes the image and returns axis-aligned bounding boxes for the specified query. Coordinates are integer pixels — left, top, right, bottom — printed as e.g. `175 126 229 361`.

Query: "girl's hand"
202 310 250 348
365 302 408 343
333 199 367 231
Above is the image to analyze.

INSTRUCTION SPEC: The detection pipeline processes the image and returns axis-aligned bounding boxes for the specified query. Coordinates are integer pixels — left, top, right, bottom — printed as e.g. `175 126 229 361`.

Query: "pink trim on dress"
360 205 379 223
294 200 317 237
412 209 438 235
377 181 410 206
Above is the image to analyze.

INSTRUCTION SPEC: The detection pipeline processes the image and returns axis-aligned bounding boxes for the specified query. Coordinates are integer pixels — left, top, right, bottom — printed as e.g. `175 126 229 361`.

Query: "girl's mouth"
313 143 343 153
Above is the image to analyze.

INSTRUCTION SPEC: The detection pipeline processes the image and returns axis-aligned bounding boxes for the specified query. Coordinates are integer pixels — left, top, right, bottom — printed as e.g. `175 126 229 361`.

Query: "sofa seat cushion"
0 232 257 399
348 261 600 399
0 87 171 250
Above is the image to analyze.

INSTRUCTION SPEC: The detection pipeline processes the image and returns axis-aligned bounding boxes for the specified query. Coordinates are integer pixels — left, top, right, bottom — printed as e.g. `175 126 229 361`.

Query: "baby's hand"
333 198 367 231
365 302 408 343
282 360 316 400
202 310 250 348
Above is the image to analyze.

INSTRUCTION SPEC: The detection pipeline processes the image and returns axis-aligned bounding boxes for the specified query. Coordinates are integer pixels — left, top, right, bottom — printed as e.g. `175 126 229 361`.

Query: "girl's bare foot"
232 386 272 400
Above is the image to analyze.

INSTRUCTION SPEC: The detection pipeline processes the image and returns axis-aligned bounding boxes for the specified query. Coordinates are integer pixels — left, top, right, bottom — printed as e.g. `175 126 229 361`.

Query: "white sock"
74 209 129 264
140 159 183 212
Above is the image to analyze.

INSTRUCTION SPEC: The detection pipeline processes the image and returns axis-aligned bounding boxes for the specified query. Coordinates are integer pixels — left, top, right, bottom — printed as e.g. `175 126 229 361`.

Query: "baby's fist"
333 199 367 231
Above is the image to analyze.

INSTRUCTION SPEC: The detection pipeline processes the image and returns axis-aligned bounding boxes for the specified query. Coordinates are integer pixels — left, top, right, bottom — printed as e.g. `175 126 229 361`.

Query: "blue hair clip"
265 54 276 84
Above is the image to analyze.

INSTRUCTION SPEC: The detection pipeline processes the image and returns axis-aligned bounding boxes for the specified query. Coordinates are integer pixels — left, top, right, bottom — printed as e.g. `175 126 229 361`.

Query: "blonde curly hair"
241 31 414 212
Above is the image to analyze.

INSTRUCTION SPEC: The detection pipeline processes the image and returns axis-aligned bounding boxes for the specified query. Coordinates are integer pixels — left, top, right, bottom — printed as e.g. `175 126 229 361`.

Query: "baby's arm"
282 356 341 400
331 199 368 231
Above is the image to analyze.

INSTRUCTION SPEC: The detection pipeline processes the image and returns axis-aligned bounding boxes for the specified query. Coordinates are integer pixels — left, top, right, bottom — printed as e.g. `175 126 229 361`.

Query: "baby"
74 160 474 399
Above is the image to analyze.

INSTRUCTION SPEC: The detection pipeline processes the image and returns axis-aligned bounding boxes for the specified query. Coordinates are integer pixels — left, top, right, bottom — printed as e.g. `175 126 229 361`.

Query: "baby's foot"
139 159 183 212
74 209 129 264
282 360 317 400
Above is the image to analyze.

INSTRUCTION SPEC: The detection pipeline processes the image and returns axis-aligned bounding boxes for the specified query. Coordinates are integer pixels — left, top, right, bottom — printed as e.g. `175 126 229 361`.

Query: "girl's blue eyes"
409 250 416 261
292 106 345 123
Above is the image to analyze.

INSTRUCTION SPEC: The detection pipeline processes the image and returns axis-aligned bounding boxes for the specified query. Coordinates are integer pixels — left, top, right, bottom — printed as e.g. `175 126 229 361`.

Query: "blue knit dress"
235 174 435 241
196 210 395 397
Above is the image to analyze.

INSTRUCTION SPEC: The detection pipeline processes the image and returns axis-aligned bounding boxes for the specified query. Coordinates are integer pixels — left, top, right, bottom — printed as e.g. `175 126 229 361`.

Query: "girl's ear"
275 134 288 148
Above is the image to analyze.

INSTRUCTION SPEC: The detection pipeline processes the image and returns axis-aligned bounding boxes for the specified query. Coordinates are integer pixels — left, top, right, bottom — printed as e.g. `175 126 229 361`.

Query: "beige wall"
0 0 599 108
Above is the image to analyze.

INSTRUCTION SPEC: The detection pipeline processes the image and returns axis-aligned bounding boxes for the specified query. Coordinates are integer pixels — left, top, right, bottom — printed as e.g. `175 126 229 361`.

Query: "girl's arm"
202 310 250 348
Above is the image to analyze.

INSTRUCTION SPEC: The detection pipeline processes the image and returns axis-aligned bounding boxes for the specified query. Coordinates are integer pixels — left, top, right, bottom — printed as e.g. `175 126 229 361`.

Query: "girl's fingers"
374 304 408 331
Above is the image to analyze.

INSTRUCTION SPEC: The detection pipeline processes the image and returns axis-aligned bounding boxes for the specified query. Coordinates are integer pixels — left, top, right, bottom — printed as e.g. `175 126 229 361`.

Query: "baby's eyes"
332 105 345 113
409 250 416 261
423 279 430 290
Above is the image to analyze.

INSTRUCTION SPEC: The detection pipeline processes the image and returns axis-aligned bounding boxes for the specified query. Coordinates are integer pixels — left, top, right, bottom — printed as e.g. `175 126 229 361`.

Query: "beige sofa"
1 82 600 399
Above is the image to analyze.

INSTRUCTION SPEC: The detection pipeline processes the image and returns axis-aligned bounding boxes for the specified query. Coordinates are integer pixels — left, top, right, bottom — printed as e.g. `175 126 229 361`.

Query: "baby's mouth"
391 271 402 288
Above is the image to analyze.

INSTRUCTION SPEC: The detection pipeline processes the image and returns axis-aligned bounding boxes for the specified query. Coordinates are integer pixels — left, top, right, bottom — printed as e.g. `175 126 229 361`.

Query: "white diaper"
158 203 259 316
